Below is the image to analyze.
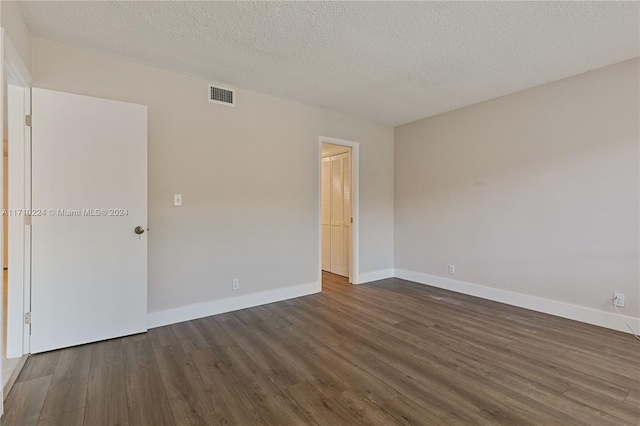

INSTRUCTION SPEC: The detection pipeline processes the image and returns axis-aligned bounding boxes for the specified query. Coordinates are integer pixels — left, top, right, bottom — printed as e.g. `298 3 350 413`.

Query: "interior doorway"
2 30 33 403
2 124 8 368
319 137 359 288
2 82 31 394
1 79 10 390
321 143 351 280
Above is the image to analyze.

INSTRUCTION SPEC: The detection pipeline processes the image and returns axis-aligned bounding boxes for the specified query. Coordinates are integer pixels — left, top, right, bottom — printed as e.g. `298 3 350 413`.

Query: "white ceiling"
19 1 640 126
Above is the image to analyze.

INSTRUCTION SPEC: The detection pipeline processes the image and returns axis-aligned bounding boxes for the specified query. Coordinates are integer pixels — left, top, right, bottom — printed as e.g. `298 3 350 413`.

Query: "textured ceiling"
19 1 640 126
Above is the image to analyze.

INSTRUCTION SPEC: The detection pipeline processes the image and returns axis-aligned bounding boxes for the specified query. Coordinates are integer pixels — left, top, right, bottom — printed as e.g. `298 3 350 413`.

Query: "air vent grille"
208 84 235 106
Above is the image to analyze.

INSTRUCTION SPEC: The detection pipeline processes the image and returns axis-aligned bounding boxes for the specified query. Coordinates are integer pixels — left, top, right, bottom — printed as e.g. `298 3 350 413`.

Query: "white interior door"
30 88 148 353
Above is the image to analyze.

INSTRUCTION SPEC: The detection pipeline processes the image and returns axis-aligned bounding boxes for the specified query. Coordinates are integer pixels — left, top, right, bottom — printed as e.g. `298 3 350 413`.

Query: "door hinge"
25 115 32 127
351 217 353 223
25 215 31 226
24 312 31 324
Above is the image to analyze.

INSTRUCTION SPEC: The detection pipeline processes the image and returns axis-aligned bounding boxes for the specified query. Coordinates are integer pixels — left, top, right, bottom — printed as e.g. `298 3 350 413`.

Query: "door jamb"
318 136 359 286
2 29 32 359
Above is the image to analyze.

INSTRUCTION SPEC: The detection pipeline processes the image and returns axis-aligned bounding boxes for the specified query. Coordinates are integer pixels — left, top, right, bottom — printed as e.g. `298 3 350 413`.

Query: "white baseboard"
147 281 320 329
357 268 395 284
394 269 640 335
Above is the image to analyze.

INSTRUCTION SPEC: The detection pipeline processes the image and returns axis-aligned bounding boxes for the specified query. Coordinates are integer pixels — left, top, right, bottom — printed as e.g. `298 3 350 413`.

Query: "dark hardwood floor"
3 272 639 425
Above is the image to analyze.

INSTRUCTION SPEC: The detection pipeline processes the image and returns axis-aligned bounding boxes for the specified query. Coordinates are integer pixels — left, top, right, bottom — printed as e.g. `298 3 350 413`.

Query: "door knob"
134 226 145 235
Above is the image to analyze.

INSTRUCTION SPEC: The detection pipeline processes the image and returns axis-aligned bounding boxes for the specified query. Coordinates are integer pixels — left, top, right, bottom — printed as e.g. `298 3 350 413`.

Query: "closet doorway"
321 141 353 282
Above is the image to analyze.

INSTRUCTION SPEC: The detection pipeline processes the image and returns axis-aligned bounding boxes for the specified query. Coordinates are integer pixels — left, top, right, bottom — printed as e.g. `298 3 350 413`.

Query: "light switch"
174 194 182 206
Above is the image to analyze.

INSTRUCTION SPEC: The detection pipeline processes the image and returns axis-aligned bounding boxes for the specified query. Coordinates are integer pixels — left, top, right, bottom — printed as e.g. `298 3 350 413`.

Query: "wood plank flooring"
3 272 639 425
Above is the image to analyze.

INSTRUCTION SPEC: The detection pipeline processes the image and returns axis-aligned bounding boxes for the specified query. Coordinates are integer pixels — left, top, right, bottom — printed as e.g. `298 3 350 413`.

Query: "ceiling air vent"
208 84 235 107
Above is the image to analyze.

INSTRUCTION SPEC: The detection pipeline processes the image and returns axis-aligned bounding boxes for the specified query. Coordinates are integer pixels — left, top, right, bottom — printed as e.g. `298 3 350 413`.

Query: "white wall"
22 29 640 333
1 1 31 72
31 38 394 322
1 1 31 144
395 58 640 326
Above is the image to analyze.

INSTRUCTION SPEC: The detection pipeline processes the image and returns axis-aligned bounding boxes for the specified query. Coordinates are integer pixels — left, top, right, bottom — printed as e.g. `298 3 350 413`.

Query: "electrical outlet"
613 292 625 308
448 265 456 275
232 278 240 290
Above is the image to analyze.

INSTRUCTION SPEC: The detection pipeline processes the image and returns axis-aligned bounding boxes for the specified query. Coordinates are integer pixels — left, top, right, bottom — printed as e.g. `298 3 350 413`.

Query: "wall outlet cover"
613 292 625 308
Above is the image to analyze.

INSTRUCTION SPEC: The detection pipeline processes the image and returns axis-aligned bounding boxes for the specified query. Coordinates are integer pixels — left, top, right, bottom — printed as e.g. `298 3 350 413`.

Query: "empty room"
0 1 638 425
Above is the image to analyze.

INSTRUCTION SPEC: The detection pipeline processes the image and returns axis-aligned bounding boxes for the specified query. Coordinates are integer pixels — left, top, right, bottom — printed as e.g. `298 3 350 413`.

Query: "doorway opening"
319 137 359 289
2 123 9 378
2 31 32 400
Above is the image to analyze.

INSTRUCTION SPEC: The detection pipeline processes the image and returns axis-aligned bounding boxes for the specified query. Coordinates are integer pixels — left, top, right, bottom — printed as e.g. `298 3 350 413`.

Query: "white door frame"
1 26 4 412
2 29 32 359
318 136 359 286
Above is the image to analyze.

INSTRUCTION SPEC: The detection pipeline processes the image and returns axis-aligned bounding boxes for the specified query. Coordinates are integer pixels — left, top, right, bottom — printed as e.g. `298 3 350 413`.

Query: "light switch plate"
174 194 182 206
